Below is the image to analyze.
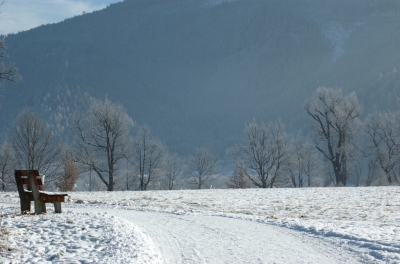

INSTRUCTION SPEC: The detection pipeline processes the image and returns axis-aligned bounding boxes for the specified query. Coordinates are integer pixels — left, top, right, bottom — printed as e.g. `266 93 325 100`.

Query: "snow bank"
0 206 162 264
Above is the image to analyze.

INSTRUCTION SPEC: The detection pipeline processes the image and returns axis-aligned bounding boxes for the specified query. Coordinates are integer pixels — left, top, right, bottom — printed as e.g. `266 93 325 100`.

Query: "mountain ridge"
1 0 399 156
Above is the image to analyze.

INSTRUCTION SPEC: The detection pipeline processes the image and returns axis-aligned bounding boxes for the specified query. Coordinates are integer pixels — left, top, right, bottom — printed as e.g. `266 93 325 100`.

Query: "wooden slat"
17 170 39 177
40 194 66 202
15 171 27 195
20 176 29 185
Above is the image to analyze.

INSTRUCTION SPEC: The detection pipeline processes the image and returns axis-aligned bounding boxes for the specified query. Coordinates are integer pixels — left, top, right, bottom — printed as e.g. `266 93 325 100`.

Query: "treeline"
231 87 400 188
0 87 399 192
0 98 220 192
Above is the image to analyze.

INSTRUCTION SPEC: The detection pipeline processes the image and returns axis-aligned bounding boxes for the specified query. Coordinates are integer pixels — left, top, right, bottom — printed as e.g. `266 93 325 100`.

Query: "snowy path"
73 208 359 264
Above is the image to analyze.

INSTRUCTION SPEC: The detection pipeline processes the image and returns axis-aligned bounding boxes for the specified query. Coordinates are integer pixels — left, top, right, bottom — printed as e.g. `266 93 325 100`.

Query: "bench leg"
54 202 62 213
20 198 31 213
41 203 47 213
34 199 44 215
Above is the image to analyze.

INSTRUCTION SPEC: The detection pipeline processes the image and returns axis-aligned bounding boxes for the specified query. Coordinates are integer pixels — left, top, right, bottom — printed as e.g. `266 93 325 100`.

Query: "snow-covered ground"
0 187 399 263
0 208 162 263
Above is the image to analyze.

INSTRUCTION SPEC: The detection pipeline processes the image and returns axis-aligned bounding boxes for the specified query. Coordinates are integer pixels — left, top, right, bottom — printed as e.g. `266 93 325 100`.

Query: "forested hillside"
1 0 400 156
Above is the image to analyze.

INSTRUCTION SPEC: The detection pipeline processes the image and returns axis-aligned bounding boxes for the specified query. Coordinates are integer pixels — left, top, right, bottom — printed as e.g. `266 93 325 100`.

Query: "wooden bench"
15 170 68 214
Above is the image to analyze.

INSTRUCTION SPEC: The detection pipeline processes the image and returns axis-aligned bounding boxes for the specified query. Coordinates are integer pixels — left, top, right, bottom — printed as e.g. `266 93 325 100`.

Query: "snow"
0 209 162 263
0 187 400 263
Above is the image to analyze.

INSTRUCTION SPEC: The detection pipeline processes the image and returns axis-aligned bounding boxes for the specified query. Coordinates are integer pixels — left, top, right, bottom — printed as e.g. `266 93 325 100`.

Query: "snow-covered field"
0 187 399 263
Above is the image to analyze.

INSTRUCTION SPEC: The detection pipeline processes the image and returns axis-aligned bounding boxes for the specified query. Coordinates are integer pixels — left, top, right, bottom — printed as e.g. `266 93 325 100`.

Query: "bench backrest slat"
15 170 43 187
15 170 42 195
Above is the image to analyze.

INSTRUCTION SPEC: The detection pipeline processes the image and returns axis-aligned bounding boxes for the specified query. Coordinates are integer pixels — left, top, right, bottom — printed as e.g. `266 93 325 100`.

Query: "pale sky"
0 0 122 35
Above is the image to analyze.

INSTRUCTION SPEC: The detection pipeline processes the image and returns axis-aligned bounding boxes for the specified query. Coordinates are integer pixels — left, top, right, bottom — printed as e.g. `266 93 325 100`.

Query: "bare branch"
74 98 133 191
186 148 220 189
8 109 62 185
228 120 290 188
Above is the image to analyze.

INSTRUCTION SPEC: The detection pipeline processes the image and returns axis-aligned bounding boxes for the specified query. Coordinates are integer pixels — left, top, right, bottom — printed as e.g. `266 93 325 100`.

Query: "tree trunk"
332 157 347 187
198 176 202 189
384 169 393 184
108 172 114 191
336 174 346 187
261 180 267 188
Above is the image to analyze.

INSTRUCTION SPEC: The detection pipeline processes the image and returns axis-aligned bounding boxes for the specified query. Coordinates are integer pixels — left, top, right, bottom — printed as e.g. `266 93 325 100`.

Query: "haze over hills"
1 0 400 156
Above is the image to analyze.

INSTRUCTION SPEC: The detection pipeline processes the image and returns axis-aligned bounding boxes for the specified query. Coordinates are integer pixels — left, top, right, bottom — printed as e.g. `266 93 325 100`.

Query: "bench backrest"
15 170 42 194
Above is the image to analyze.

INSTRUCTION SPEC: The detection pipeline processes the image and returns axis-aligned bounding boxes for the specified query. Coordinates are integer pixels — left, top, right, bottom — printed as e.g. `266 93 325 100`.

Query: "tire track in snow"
74 208 361 264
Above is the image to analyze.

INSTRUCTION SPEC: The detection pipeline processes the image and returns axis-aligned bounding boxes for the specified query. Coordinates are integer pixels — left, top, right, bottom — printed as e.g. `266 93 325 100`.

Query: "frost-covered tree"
162 152 182 190
365 111 400 184
227 120 290 188
55 149 80 191
9 109 62 184
226 165 249 189
304 87 362 187
132 125 165 191
121 159 136 190
348 153 380 187
74 98 133 191
0 141 15 191
285 136 325 188
186 148 220 189
365 159 380 186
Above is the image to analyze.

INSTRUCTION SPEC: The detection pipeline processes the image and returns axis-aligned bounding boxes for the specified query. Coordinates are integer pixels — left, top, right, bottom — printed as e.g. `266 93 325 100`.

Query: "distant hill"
1 0 400 156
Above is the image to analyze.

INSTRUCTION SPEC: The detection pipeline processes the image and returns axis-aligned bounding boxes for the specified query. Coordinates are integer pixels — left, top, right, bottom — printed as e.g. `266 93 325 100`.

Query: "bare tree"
122 159 136 190
186 148 220 189
348 155 363 187
304 87 362 187
55 149 80 191
0 39 20 86
9 109 62 184
0 141 15 191
85 169 102 192
162 152 182 190
285 136 325 188
226 165 249 189
74 98 133 191
366 159 379 186
364 111 400 185
228 120 290 188
132 125 165 191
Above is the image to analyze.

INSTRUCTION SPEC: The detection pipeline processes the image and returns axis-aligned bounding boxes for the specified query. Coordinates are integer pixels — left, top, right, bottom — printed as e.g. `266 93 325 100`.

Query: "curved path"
74 208 359 263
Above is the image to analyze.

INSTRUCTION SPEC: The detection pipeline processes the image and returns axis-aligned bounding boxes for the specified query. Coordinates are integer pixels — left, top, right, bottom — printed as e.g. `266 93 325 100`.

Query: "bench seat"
24 191 68 202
